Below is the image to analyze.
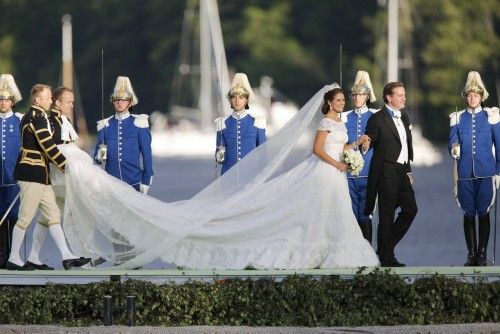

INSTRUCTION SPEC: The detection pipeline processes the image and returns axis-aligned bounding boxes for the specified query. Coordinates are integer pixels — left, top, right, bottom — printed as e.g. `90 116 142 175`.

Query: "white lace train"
59 84 379 269
60 138 378 269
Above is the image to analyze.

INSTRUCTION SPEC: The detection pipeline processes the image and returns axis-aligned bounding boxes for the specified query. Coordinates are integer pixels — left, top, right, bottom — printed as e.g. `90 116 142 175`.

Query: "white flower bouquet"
342 149 364 176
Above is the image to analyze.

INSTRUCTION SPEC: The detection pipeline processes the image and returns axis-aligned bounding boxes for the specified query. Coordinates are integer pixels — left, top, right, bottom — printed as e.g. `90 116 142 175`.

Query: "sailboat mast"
387 0 398 82
199 0 212 130
61 14 88 138
61 14 74 119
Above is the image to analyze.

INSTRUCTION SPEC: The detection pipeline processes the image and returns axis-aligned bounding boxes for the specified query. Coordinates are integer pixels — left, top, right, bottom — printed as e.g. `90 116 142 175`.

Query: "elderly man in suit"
362 81 418 267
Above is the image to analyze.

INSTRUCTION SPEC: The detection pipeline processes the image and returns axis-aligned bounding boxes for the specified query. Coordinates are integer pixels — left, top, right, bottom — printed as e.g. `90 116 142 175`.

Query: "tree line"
0 0 498 141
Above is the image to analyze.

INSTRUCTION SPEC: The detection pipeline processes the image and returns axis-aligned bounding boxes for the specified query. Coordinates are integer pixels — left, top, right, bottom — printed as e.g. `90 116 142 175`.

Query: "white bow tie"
393 111 401 118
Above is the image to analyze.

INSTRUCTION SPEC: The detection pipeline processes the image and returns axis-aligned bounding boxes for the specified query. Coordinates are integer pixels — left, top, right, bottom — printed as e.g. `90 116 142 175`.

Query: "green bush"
0 270 498 326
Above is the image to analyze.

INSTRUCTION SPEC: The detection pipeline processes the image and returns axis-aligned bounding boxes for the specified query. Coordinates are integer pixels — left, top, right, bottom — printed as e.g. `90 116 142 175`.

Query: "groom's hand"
407 174 414 186
361 135 371 152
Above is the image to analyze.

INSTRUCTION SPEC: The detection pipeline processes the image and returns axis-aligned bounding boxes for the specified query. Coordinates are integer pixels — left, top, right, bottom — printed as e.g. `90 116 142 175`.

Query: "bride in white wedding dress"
60 84 379 269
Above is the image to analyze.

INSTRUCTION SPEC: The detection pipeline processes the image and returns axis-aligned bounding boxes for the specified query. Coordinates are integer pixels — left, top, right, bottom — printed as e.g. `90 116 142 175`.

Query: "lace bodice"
318 118 348 158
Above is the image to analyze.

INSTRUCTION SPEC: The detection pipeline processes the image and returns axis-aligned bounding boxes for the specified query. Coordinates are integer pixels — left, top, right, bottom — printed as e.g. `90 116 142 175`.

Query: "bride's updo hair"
321 88 344 114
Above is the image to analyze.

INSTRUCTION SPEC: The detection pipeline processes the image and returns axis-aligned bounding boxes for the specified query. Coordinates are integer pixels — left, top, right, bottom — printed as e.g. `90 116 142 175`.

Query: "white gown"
59 116 379 269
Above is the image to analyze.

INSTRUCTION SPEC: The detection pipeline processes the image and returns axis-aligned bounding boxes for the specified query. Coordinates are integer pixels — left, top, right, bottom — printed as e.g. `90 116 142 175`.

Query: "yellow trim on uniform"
35 128 50 135
45 144 56 152
52 151 62 160
15 221 29 230
38 220 50 228
19 148 45 167
39 136 52 144
47 221 60 226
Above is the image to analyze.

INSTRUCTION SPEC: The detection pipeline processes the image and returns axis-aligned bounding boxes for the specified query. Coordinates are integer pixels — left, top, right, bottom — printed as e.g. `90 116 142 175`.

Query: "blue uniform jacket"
343 107 377 177
1 111 22 186
215 111 266 174
448 107 500 179
94 113 153 187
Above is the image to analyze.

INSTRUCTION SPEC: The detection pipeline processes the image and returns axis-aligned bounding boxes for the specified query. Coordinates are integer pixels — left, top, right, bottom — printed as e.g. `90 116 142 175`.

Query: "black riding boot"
463 215 477 266
359 220 372 244
476 214 490 266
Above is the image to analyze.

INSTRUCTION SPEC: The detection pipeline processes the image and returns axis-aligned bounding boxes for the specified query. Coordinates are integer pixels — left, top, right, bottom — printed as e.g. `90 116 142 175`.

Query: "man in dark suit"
361 81 417 267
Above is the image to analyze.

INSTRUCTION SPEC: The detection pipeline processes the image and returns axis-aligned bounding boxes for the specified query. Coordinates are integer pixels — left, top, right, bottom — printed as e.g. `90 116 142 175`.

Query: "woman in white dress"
60 84 379 269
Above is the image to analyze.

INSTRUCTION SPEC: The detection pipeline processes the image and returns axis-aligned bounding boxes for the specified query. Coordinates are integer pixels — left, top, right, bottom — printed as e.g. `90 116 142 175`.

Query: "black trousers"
377 161 418 261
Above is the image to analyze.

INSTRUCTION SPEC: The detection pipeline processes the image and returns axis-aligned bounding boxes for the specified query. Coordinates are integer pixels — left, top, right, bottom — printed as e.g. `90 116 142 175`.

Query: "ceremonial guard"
27 87 78 270
6 84 90 270
215 73 266 174
0 74 22 268
449 71 500 266
94 76 153 194
343 71 377 243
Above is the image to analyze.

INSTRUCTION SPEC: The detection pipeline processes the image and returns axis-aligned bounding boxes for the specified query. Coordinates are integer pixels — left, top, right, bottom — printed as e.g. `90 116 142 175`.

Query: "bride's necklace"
328 113 342 122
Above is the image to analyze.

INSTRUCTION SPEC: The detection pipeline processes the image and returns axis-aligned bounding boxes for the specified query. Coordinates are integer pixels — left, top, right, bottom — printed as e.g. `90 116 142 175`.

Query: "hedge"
0 270 498 326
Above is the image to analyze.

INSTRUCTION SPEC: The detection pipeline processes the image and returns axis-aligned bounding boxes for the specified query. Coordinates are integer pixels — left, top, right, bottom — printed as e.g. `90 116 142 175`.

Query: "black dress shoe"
62 257 91 270
380 257 406 267
390 258 406 267
5 261 34 271
24 261 54 270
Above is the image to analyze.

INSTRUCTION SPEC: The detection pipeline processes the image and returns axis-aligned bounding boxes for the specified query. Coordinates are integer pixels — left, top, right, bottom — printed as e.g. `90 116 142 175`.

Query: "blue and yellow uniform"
215 111 266 174
94 112 153 191
449 106 500 216
344 107 377 230
0 111 21 267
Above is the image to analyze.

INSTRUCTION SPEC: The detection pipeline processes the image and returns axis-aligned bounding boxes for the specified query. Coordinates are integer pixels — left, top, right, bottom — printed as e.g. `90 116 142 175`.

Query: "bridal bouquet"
342 149 364 176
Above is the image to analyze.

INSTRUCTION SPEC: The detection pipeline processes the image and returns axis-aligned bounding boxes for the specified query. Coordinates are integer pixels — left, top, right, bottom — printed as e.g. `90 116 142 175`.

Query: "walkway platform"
0 266 499 285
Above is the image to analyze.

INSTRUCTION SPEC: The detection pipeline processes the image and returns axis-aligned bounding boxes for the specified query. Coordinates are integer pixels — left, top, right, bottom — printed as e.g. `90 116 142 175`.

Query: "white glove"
494 175 500 189
215 146 226 164
95 144 107 164
451 144 460 159
140 184 150 195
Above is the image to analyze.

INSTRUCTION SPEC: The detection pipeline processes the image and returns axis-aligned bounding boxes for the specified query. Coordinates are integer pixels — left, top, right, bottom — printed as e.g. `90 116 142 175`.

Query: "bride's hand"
333 161 348 172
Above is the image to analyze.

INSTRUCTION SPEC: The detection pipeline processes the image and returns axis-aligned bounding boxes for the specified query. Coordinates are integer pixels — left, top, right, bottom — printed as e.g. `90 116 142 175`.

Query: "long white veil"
61 84 340 269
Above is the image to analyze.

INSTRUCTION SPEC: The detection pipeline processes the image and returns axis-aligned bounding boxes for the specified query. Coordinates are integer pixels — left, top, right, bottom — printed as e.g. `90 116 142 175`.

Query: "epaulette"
485 107 500 125
15 112 23 120
132 114 150 128
97 116 113 131
214 116 229 131
252 115 266 129
449 110 465 127
369 108 379 113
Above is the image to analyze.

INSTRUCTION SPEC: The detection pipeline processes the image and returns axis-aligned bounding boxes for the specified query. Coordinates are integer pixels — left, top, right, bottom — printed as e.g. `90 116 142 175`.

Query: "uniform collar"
466 106 482 114
354 106 369 115
231 110 248 120
50 107 62 117
0 110 13 119
386 104 401 118
115 111 130 121
31 104 46 113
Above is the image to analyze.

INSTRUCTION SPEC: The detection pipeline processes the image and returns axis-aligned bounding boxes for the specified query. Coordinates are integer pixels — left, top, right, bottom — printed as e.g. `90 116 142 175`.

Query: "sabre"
0 192 20 228
452 48 460 198
215 53 225 179
494 183 498 264
339 43 343 87
97 49 108 164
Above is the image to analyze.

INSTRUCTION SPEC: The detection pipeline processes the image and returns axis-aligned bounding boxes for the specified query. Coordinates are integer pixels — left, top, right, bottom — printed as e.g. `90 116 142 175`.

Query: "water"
27 147 499 269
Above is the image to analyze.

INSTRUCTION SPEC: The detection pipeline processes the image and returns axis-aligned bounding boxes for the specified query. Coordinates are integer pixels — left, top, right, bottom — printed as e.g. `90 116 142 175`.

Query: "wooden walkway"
0 266 499 285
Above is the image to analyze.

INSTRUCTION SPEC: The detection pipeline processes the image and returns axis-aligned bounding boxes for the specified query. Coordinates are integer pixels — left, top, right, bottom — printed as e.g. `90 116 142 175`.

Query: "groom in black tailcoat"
362 81 417 267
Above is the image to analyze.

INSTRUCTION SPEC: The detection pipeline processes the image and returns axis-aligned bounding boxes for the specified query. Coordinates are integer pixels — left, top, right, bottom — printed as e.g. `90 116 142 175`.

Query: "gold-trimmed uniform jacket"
14 105 66 184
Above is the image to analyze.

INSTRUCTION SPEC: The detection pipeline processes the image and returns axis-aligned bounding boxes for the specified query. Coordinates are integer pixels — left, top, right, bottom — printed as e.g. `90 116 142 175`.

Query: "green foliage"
0 0 497 140
0 272 497 326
